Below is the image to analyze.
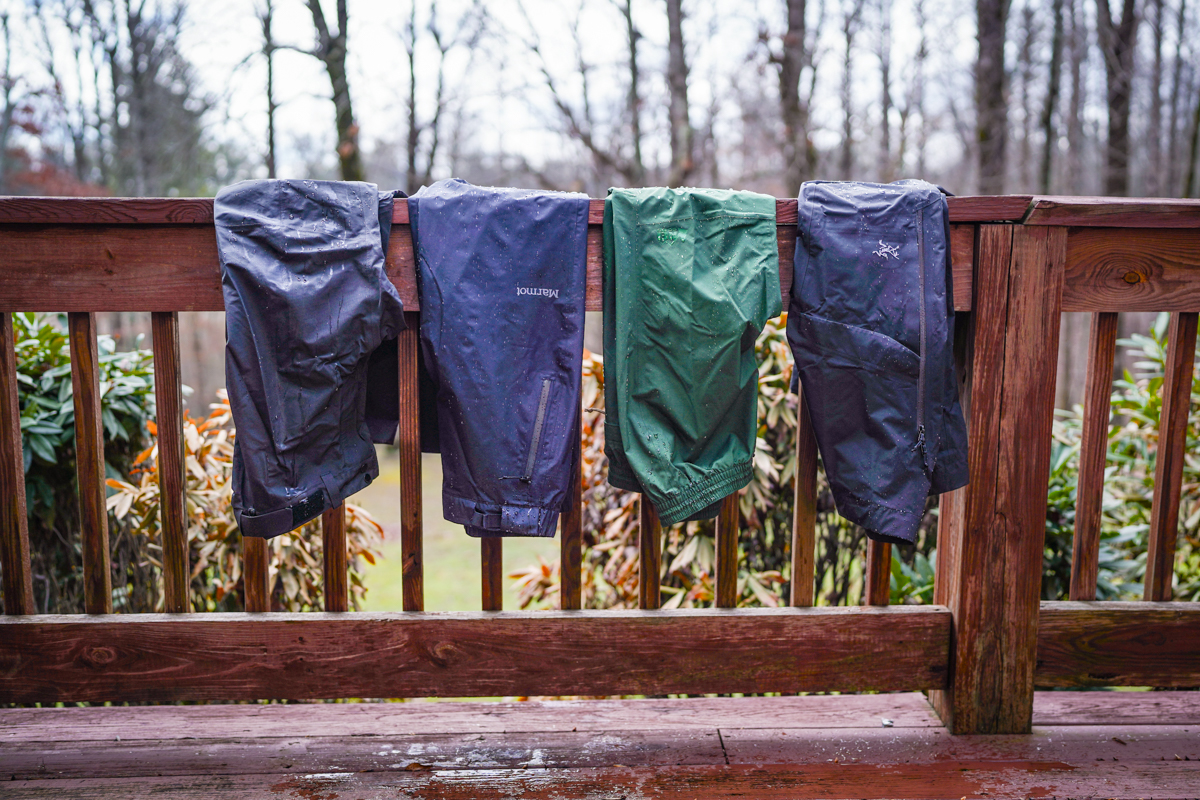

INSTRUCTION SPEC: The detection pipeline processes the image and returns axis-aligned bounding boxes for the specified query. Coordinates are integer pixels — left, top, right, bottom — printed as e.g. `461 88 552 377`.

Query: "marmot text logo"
517 287 560 299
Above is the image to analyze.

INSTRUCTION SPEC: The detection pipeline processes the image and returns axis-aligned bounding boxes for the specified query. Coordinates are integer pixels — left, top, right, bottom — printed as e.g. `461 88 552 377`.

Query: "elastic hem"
653 460 753 526
443 490 560 538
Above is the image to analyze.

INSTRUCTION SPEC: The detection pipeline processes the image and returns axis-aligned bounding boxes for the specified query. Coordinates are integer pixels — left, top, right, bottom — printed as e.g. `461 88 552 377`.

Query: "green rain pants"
603 187 781 525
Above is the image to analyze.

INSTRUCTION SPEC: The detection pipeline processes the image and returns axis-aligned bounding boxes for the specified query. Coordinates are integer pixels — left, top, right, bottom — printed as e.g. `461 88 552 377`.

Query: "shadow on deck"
3 691 1197 798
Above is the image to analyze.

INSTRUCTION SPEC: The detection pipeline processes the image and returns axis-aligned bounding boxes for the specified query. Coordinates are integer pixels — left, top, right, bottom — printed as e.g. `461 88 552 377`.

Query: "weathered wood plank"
0 693 945 744
928 225 1014 733
397 316 423 612
1033 688 1200 725
68 312 111 616
321 505 348 613
1036 601 1200 688
559 409 583 611
151 312 189 613
2 760 1195 798
0 314 33 615
1062 227 1200 312
789 389 817 607
714 495 739 608
1070 312 1118 601
242 538 270 613
638 498 662 610
1025 195 1200 227
0 729 726 780
0 197 216 224
481 539 503 611
863 541 891 606
0 607 950 703
1145 312 1198 601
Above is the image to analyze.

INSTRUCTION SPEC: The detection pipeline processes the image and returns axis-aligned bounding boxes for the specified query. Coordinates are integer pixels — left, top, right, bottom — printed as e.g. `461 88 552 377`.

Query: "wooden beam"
714 495 739 608
151 312 189 613
1036 601 1200 688
397 317 423 612
321 505 348 613
638 498 662 610
1070 312 1118 601
1023 195 1200 227
0 314 33 615
68 312 111 615
1145 312 1198 601
0 606 951 703
1062 228 1200 312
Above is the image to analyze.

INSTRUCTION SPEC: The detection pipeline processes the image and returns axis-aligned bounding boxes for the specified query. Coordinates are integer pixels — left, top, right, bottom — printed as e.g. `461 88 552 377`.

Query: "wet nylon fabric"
216 179 405 539
787 179 968 545
604 187 781 526
410 179 588 539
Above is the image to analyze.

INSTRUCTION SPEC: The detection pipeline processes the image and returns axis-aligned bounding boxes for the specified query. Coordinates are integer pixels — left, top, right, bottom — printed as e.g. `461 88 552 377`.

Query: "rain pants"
216 179 406 539
604 187 781 526
787 180 969 545
409 179 589 539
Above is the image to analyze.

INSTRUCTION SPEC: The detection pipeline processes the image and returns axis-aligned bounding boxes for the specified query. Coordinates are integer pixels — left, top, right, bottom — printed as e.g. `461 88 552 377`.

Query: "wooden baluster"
559 405 583 610
397 317 424 611
243 537 270 612
715 494 739 608
1145 312 1199 602
790 387 818 607
68 312 111 615
151 312 189 613
0 314 33 615
864 540 892 606
1070 312 1118 601
638 497 662 609
481 538 503 611
322 504 348 612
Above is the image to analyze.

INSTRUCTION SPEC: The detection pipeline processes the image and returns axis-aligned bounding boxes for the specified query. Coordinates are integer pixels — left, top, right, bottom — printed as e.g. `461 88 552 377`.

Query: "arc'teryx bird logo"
873 241 900 260
517 287 560 299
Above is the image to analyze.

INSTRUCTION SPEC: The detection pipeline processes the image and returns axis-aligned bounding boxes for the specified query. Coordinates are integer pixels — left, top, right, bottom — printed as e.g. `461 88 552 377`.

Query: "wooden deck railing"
0 193 1197 734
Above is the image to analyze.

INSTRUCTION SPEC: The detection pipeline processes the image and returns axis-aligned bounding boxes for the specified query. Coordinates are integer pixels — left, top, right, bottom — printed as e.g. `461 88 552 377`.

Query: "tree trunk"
975 0 1011 194
665 0 693 186
1065 0 1086 193
405 2 420 194
1186 91 1200 198
876 0 893 181
1016 5 1037 191
261 0 277 179
619 0 645 186
779 0 812 196
306 0 365 182
839 0 865 180
1095 0 1139 196
1039 0 1065 194
1166 0 1188 195
1146 0 1165 195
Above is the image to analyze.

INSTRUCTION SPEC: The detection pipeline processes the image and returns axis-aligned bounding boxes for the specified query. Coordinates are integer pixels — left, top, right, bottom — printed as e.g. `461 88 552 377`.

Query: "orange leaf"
105 478 125 490
133 447 153 466
145 420 158 436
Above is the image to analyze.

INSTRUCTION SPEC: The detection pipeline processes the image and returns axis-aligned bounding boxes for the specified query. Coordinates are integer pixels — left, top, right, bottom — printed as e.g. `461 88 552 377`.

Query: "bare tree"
1095 0 1140 195
1166 0 1189 194
617 0 646 185
1038 0 1065 193
765 0 817 195
1146 0 1165 194
258 0 278 178
0 12 17 190
302 0 364 181
1015 4 1038 190
875 0 893 181
1065 0 1087 193
976 0 1012 194
838 0 866 179
665 0 693 186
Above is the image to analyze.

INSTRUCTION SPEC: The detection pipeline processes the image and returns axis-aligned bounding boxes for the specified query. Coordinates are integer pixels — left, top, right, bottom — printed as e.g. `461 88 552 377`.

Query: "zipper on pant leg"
916 208 928 467
522 379 552 483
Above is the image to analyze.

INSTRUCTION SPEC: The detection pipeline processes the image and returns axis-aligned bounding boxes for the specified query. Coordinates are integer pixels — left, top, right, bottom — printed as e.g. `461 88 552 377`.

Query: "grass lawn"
349 449 560 612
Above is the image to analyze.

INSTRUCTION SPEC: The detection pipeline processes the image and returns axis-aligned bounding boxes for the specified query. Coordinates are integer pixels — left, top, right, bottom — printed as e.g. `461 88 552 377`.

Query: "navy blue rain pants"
787 180 969 545
216 179 405 539
409 179 589 538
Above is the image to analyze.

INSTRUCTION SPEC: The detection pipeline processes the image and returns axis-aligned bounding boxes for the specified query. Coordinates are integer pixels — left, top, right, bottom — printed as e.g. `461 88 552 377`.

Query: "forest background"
2 0 1198 612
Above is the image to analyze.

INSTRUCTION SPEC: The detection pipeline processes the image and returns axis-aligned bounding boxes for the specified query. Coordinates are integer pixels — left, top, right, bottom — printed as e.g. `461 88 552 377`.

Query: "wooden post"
0 314 33 615
481 538 503 611
560 405 583 610
789 389 818 607
243 537 270 613
715 494 739 608
638 497 662 610
322 504 348 612
863 540 891 606
68 312 111 615
151 312 189 613
930 224 1066 734
397 316 424 611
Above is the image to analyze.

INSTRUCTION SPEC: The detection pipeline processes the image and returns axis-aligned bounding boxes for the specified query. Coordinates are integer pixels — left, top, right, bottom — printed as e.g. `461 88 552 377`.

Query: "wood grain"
1024 195 1200 227
1144 312 1198 601
946 195 1035 222
1070 312 1118 602
638 497 662 610
559 407 583 611
321 505 348 613
0 313 33 615
397 317 423 612
789 388 817 607
242 537 270 613
481 539 503 611
0 606 950 703
1062 227 1200 312
151 312 189 613
1032 688 1200 725
1036 601 1200 688
68 312 111 616
714 495 739 608
863 540 891 606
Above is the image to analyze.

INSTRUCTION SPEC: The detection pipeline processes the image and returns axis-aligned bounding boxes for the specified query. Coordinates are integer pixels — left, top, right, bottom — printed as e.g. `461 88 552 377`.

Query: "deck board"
1 692 1197 798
